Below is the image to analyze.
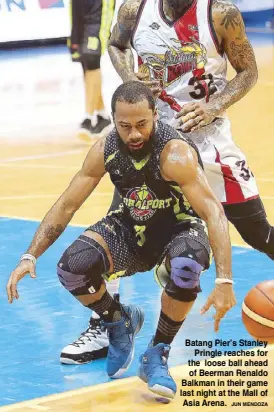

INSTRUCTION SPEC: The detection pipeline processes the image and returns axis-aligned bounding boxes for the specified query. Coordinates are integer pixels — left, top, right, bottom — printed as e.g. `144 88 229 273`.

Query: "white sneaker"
60 318 109 364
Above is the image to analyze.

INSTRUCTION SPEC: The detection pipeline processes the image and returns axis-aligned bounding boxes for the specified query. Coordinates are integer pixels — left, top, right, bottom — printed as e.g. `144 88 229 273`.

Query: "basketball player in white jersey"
60 0 274 365
107 0 274 256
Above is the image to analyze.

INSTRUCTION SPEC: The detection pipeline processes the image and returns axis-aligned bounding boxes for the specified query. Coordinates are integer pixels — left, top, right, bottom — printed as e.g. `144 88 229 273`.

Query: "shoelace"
71 319 104 347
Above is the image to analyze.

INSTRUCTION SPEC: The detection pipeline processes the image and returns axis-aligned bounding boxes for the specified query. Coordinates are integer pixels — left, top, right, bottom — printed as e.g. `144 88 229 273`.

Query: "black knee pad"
165 279 200 302
81 54 101 71
57 235 109 295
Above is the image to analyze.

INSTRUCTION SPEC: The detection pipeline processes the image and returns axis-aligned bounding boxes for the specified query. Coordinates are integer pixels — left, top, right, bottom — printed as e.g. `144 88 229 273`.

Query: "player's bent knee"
57 235 109 295
82 54 101 71
164 257 204 302
170 257 203 289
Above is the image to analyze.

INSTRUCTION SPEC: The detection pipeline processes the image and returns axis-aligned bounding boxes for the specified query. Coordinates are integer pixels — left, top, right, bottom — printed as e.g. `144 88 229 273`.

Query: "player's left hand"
175 102 219 133
200 284 236 332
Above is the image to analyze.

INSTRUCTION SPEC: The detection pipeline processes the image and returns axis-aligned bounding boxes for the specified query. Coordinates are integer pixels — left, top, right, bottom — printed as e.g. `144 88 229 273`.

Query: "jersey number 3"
134 225 146 247
189 74 217 100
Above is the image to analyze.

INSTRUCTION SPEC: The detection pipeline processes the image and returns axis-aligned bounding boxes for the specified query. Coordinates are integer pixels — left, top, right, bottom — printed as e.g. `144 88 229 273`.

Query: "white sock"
85 113 98 127
91 278 121 320
96 109 109 120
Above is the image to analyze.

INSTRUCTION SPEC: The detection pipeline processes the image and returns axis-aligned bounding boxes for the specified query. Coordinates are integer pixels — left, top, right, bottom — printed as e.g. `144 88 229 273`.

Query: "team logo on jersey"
138 39 207 88
150 22 160 30
188 25 199 32
123 184 172 221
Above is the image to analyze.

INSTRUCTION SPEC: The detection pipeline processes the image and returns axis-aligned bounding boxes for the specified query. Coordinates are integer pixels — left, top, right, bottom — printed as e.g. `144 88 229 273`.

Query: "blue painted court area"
0 217 273 406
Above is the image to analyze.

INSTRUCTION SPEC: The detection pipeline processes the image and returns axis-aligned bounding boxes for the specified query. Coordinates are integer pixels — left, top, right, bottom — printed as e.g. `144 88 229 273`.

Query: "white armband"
215 278 234 285
20 254 37 265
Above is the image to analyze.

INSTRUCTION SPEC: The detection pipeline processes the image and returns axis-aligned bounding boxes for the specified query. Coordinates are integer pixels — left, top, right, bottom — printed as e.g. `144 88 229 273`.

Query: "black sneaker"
93 115 112 136
77 118 97 142
60 318 109 365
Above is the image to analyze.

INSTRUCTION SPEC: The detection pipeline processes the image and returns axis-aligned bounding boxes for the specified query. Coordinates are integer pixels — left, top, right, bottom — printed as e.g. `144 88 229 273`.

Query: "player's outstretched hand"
6 260 36 304
200 284 236 332
175 102 218 132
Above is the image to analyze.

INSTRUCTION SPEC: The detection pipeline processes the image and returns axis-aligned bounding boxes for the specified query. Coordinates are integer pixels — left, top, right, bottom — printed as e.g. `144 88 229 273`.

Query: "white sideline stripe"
0 215 86 228
242 301 274 329
0 149 85 163
0 192 113 201
0 194 273 201
0 164 79 170
0 195 60 200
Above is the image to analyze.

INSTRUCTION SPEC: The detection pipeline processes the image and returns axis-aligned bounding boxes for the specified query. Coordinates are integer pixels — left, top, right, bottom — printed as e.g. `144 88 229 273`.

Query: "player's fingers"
142 80 161 88
175 103 197 118
6 278 13 303
29 270 37 279
190 119 207 132
200 296 214 314
214 309 226 331
181 111 197 124
181 114 201 132
10 279 19 302
136 72 148 80
214 316 221 332
27 262 37 279
194 107 204 116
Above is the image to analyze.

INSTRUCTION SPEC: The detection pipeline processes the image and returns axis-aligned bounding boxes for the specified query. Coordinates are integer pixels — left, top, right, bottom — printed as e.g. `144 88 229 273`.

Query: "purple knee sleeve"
57 267 88 292
170 257 203 289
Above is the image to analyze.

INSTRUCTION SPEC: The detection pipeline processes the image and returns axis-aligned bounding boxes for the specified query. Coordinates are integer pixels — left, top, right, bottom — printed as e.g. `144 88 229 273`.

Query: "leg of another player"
79 60 111 140
57 230 144 377
224 197 274 260
84 67 105 116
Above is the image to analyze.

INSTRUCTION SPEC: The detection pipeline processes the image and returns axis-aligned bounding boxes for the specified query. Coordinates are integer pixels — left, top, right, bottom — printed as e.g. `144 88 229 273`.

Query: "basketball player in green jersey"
7 82 235 398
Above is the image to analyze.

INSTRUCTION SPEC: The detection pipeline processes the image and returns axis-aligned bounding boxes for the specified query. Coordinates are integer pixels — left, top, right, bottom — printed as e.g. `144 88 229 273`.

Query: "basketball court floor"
0 28 273 411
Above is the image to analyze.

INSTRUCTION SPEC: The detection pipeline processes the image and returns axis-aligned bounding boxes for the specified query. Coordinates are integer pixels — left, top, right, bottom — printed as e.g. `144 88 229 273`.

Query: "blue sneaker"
102 304 144 378
138 341 177 399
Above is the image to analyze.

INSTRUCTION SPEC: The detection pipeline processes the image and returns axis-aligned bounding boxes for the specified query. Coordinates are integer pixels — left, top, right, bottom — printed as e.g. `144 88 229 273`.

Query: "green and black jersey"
104 121 203 234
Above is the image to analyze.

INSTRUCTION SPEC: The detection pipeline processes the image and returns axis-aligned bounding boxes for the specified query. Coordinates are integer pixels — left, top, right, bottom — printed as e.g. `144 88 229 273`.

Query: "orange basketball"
242 280 274 344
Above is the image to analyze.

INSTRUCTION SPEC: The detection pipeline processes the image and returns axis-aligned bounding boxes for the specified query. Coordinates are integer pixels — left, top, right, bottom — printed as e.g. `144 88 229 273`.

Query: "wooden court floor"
0 45 273 411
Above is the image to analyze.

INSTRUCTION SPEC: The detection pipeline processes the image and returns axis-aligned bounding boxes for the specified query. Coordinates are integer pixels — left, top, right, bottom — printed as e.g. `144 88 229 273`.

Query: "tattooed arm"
108 0 161 93
26 138 106 259
210 0 258 112
108 0 140 82
177 1 258 132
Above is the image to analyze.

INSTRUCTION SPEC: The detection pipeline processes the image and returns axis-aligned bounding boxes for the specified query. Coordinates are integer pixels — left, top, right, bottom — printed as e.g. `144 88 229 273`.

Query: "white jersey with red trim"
131 0 259 204
132 0 227 120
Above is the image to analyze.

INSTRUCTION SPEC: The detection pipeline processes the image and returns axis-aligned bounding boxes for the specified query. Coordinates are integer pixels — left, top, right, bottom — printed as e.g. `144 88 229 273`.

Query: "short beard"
119 124 156 161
